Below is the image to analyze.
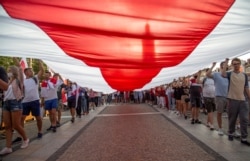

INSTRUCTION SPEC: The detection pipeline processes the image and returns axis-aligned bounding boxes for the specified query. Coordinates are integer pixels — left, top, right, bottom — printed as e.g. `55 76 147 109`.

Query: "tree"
0 56 48 74
0 56 14 70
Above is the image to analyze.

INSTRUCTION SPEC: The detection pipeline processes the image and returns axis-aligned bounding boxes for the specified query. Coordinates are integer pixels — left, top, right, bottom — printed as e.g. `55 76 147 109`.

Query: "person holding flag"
41 70 63 132
11 58 44 144
0 58 29 155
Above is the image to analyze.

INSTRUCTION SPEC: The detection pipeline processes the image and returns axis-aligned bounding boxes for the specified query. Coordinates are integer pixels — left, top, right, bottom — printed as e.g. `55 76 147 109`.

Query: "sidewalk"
0 103 249 161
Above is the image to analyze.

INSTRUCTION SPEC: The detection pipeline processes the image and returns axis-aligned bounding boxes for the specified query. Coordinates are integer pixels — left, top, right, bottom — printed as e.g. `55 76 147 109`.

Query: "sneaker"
12 136 22 144
71 117 75 123
47 126 52 131
228 135 234 141
37 133 43 139
56 122 61 127
195 119 201 124
21 139 29 149
234 131 241 138
206 122 210 128
218 129 224 136
52 126 56 133
210 125 214 130
241 140 250 146
0 147 12 155
191 119 195 124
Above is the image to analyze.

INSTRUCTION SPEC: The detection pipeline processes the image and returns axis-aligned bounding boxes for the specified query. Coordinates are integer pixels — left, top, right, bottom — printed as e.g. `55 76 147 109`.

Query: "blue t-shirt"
212 72 229 97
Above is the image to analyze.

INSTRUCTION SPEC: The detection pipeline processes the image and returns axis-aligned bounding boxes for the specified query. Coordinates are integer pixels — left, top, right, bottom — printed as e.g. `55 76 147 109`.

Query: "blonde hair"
8 65 19 79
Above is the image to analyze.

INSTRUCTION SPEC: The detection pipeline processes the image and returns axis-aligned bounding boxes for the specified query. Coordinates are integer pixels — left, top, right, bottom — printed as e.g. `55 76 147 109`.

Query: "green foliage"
0 56 14 70
0 56 48 74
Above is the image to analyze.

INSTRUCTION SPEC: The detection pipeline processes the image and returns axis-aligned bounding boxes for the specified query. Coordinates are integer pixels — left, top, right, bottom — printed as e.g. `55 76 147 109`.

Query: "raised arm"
196 70 202 84
221 58 229 77
13 57 24 84
206 62 216 78
37 60 44 79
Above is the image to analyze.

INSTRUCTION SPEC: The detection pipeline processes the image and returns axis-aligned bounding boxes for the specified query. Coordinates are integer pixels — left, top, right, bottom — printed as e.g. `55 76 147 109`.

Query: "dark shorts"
67 96 76 108
204 97 215 113
45 99 58 110
191 97 201 108
22 100 41 116
3 99 22 112
89 97 95 103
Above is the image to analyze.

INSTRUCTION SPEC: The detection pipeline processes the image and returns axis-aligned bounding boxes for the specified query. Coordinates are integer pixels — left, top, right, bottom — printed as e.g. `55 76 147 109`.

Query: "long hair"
8 65 19 79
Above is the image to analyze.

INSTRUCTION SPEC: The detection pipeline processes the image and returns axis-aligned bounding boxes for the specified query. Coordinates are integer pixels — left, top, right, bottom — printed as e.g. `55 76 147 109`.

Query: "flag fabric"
19 57 28 72
0 0 250 93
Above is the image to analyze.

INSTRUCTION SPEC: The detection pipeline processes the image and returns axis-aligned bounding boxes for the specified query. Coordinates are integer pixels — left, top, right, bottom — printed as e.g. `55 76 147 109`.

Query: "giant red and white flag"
0 0 250 93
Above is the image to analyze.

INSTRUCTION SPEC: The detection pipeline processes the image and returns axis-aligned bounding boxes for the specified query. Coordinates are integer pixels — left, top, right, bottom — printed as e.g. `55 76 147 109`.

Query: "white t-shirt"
41 79 63 101
22 75 39 103
202 78 215 98
4 85 15 101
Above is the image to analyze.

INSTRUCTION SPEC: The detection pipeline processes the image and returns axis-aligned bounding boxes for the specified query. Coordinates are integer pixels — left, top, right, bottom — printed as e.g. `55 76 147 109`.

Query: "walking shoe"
210 125 214 131
206 122 210 128
21 139 29 149
195 119 201 124
0 147 12 155
12 136 22 144
228 135 234 141
241 139 250 146
191 119 195 124
218 129 224 136
234 131 241 138
37 133 43 139
56 122 61 127
52 126 56 133
47 126 52 131
71 117 75 123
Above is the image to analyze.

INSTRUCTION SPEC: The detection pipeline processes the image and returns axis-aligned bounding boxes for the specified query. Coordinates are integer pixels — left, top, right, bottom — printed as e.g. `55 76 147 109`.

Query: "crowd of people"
0 56 250 155
108 57 250 147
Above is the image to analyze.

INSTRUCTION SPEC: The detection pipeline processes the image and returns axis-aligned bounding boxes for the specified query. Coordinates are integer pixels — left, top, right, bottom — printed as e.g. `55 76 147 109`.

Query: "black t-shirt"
181 86 189 96
57 83 66 100
0 67 8 101
190 83 202 97
0 67 8 83
173 87 182 100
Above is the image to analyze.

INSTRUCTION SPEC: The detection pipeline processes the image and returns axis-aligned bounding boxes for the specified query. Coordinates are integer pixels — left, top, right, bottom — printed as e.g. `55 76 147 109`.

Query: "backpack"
32 76 38 84
202 77 207 87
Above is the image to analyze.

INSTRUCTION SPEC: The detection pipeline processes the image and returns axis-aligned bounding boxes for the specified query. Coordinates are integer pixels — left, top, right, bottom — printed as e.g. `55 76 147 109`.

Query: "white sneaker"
218 129 224 136
0 147 12 155
234 131 241 138
21 139 29 149
210 125 214 130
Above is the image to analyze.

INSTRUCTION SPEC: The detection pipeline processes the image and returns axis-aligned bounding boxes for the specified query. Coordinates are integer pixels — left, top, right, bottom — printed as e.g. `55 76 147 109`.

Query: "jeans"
3 99 22 112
